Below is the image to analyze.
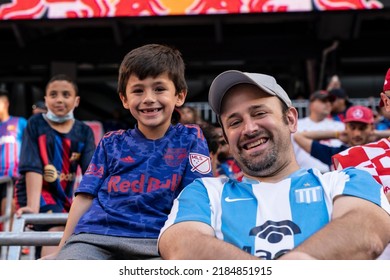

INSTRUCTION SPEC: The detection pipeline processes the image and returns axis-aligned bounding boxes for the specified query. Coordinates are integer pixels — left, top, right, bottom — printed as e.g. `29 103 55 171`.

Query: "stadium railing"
0 176 13 232
186 98 380 123
0 213 67 260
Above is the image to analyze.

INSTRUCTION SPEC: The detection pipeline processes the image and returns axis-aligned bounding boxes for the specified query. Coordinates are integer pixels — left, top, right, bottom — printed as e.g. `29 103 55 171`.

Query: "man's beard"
236 143 278 177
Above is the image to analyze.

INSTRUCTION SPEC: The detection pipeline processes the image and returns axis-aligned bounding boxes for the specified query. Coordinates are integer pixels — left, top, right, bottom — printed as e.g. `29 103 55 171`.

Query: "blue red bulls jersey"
74 123 212 238
15 114 96 212
159 167 390 260
0 116 27 178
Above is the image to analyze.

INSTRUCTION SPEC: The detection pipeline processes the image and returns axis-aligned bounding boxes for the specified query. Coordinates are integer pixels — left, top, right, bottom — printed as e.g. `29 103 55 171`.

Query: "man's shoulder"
308 166 370 181
10 115 27 122
187 176 230 189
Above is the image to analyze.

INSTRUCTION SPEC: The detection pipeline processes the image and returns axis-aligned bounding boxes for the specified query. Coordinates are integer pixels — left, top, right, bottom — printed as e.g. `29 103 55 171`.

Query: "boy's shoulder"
174 123 204 139
27 113 45 126
101 129 127 141
98 124 205 143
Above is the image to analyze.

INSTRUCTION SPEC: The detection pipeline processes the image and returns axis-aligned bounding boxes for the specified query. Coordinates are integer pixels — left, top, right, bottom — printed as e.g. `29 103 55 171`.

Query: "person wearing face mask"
14 74 96 258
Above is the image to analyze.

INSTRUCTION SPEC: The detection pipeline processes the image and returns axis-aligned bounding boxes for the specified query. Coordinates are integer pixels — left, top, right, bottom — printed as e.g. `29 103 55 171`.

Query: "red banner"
0 0 385 20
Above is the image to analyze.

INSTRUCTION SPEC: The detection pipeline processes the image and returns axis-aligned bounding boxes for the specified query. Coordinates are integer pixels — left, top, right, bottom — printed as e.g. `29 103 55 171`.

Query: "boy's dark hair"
118 44 187 98
46 74 79 95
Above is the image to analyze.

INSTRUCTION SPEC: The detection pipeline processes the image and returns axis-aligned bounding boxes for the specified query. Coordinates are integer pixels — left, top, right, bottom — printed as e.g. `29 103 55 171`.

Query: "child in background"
49 44 212 259
15 74 96 258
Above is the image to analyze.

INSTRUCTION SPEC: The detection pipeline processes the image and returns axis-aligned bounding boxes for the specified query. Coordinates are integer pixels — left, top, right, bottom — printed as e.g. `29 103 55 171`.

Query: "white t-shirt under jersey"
293 117 345 173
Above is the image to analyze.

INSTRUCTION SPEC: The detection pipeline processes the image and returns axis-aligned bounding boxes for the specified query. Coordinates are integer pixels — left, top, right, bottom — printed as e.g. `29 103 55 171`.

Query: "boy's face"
45 80 79 117
120 72 186 139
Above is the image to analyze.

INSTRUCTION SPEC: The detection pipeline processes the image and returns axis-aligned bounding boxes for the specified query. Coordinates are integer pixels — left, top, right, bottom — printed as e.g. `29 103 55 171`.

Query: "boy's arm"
159 221 258 260
15 171 42 216
40 193 93 259
280 196 390 260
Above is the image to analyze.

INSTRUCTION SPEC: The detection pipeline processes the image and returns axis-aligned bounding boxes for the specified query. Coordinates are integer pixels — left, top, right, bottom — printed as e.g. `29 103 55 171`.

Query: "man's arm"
373 130 390 140
293 132 314 154
159 221 258 260
280 196 390 260
293 130 346 154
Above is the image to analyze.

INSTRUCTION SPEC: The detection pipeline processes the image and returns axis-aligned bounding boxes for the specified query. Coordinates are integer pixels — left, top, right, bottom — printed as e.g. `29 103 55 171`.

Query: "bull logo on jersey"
164 148 187 167
189 153 211 174
249 220 301 260
43 164 58 183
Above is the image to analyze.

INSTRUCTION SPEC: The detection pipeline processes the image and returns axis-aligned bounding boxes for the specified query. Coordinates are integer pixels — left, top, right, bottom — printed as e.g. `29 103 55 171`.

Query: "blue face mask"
44 108 74 123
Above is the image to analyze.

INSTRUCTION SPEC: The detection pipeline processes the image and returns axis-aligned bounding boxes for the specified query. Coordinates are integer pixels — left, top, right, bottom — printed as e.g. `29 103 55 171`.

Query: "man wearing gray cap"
158 70 390 260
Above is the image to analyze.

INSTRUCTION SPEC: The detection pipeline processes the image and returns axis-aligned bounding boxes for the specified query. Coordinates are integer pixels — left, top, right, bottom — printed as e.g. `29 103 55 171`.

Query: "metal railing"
0 213 67 260
0 176 13 232
186 98 381 123
0 176 14 260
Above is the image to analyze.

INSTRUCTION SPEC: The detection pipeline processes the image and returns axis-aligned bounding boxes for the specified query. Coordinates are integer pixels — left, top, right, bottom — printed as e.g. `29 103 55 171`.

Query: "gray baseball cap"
208 70 292 115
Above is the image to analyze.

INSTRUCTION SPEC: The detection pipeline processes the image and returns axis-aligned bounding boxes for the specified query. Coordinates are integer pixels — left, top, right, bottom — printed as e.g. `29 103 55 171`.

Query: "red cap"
379 68 390 107
384 68 390 92
343 105 374 124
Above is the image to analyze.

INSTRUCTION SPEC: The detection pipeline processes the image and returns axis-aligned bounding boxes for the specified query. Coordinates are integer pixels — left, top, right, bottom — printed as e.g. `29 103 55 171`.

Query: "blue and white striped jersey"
160 167 390 260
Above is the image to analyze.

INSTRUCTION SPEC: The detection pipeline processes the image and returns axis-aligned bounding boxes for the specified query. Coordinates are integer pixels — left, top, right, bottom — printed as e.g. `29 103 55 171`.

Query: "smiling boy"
49 44 212 260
